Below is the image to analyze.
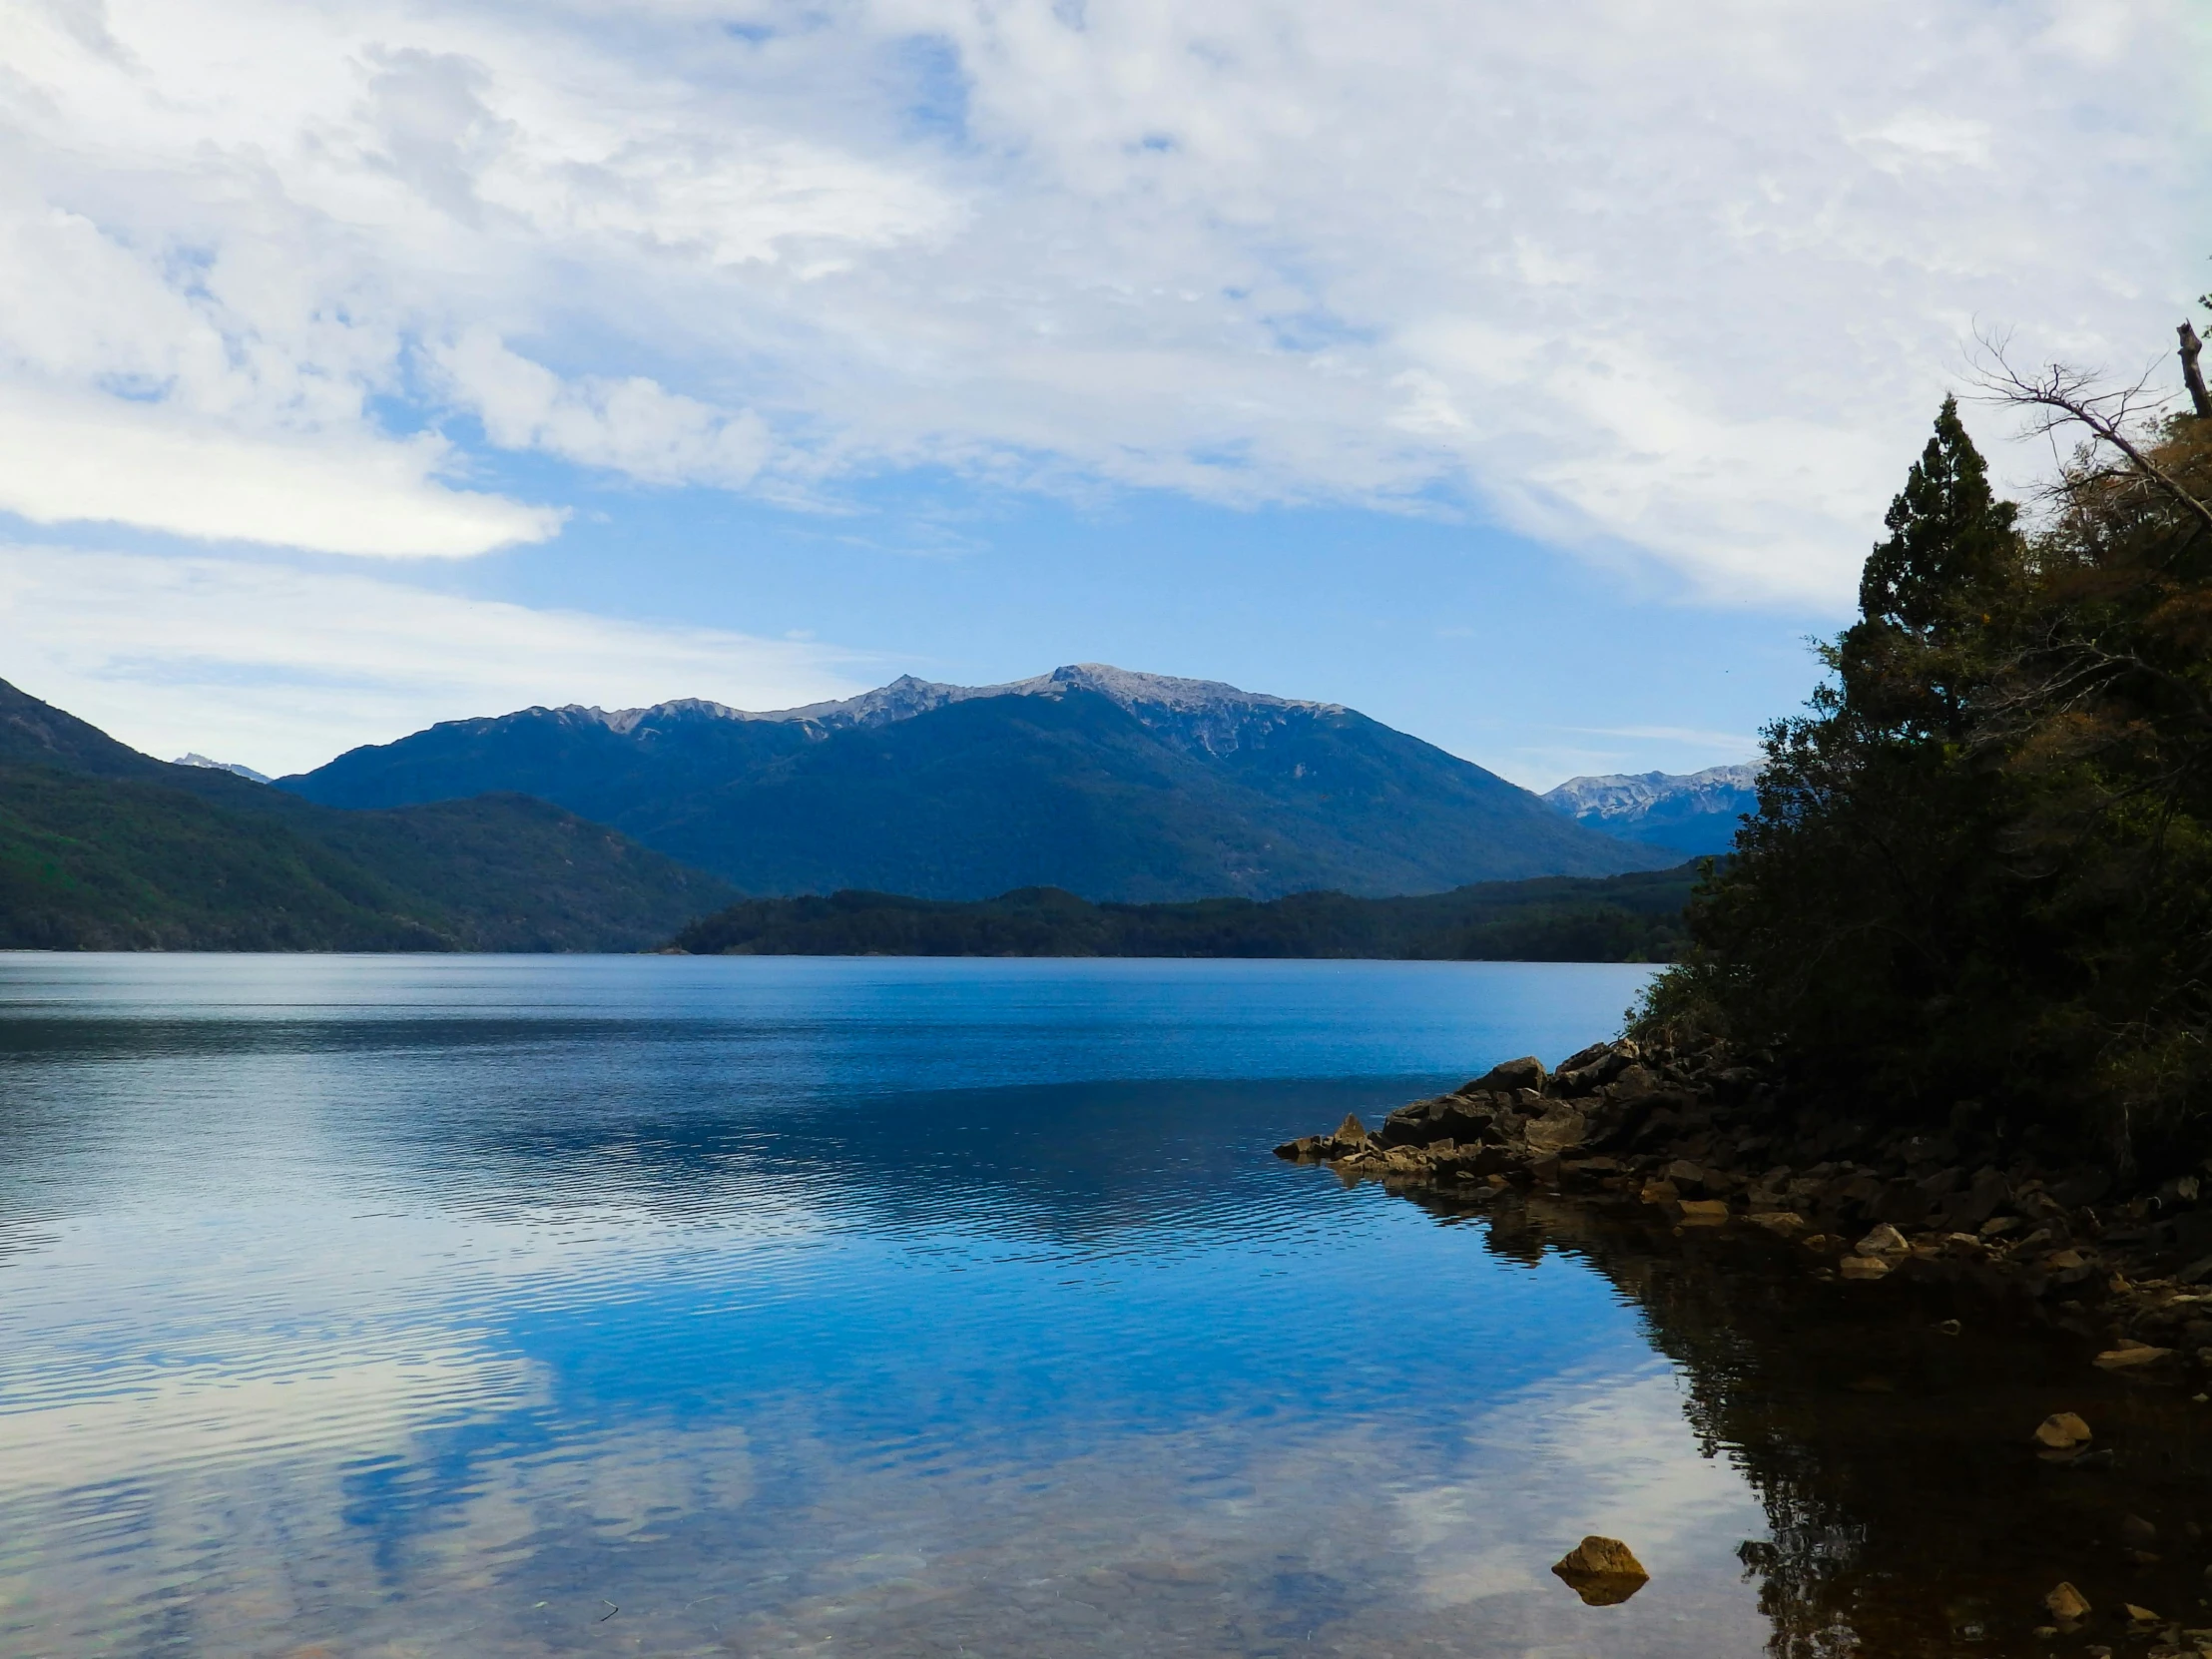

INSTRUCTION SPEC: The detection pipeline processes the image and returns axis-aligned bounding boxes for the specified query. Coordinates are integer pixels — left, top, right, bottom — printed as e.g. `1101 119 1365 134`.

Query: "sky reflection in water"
0 955 1780 1657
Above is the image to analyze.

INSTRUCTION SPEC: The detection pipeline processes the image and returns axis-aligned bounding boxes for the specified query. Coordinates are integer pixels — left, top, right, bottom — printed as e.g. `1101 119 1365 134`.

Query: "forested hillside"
0 681 736 951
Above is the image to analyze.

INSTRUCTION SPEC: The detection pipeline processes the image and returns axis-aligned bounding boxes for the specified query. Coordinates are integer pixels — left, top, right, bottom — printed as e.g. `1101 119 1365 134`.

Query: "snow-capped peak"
570 665 1342 755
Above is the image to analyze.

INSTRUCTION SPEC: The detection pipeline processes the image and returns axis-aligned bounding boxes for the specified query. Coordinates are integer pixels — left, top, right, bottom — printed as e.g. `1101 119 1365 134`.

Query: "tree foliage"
1637 389 2212 1176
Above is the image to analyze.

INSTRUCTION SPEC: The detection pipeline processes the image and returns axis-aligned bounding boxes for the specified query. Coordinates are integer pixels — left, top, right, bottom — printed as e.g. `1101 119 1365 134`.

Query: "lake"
1 955 2196 1658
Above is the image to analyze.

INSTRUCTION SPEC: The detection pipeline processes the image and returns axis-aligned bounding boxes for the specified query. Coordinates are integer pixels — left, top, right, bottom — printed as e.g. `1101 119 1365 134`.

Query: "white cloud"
433 330 772 487
0 0 2204 591
0 386 560 556
0 544 871 774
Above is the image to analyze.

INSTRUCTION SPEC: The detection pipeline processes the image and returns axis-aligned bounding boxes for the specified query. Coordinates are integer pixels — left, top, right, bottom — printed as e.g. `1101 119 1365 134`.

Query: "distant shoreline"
664 865 1699 963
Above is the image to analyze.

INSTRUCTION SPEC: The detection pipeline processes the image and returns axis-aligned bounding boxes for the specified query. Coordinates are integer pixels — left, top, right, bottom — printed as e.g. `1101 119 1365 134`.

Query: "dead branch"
1967 327 2212 542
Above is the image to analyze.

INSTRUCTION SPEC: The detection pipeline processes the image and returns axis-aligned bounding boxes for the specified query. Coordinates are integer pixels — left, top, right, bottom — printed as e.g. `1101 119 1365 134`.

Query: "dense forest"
669 864 1698 960
1637 327 2212 1179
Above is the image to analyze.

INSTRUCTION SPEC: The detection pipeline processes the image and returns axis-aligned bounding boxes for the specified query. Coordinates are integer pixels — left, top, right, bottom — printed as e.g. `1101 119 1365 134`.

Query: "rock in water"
1551 1536 1651 1606
2093 1342 2173 1370
2033 1412 2092 1449
2046 1582 2091 1622
1334 1113 1372 1148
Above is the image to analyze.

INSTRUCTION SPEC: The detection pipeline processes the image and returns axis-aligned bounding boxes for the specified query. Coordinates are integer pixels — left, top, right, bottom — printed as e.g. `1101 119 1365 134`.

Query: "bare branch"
1965 327 2212 541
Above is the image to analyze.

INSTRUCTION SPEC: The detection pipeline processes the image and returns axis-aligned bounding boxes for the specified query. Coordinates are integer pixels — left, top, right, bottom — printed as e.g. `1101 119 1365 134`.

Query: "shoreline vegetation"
662 866 1695 960
1635 381 2212 1189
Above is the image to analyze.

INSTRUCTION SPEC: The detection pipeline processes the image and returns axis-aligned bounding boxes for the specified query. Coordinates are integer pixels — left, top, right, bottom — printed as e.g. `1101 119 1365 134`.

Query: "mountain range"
0 679 735 950
281 664 1673 902
1542 764 1760 856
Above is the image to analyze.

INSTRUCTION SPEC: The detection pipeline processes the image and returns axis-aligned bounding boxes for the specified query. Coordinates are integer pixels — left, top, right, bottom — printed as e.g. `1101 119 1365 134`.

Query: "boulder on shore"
1465 1055 1548 1095
1271 1031 2212 1348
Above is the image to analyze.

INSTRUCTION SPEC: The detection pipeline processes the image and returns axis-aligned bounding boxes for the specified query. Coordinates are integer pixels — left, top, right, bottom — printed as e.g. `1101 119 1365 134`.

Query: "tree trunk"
2181 321 2212 420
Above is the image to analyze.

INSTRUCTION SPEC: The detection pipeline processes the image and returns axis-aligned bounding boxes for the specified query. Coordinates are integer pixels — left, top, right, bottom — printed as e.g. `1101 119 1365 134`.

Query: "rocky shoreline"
1277 1037 2212 1381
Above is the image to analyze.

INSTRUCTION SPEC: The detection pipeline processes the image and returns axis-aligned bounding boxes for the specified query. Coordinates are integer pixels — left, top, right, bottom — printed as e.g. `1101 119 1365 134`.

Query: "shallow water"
1 955 2204 1659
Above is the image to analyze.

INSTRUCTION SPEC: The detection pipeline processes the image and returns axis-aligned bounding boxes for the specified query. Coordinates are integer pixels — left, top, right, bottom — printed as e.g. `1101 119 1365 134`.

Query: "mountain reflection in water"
0 955 2203 1658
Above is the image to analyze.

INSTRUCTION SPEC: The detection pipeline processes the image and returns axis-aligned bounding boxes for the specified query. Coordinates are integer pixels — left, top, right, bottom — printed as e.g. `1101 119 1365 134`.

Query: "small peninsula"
1282 363 2212 1386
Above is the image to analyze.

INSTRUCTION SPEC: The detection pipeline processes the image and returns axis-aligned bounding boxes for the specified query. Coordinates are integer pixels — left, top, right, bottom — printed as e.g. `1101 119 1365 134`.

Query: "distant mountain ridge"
285 664 1672 901
1543 764 1760 855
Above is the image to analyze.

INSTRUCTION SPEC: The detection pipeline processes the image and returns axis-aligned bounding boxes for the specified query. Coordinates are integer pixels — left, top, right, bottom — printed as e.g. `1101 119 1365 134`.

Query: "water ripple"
0 954 1776 1659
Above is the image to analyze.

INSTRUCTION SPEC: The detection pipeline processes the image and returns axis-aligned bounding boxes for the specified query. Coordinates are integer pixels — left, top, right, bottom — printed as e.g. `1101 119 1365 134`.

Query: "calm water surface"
0 955 1780 1656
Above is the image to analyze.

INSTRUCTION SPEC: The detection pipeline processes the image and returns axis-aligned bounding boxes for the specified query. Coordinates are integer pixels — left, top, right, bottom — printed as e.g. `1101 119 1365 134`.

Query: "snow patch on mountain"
1542 765 1761 855
1544 765 1760 824
173 753 271 783
573 665 1342 758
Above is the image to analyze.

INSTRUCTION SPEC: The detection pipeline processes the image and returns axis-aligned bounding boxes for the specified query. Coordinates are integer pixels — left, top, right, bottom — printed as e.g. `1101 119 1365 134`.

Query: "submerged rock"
2046 1581 2092 1622
2033 1412 2093 1449
2094 1342 2174 1370
1551 1535 1650 1606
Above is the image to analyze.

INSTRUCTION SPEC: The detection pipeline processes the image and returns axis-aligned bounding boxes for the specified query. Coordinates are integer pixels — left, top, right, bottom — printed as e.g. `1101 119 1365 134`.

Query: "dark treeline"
668 865 1699 960
1639 339 2212 1179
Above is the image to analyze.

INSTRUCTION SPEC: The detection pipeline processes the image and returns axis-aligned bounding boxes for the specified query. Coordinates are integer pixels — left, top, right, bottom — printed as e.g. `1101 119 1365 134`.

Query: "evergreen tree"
1641 387 2212 1173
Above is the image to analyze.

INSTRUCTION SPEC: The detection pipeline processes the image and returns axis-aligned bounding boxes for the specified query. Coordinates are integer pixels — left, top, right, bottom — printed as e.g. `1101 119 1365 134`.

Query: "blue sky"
2 0 2206 784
